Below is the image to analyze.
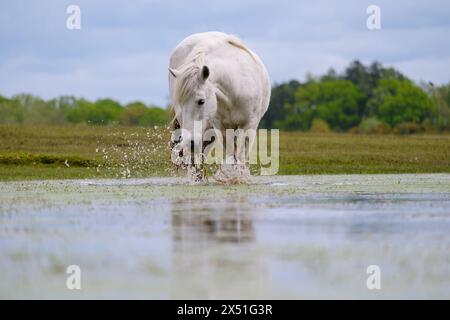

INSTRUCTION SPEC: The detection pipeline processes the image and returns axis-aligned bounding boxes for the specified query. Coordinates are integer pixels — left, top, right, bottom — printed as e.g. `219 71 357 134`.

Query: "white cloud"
1 0 450 104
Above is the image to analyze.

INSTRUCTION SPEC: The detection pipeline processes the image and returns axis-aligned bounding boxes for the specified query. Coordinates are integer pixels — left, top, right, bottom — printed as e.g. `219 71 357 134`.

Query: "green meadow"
1 124 449 181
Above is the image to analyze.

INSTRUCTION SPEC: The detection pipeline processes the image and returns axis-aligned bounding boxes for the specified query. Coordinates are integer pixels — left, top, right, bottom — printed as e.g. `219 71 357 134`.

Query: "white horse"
168 32 271 183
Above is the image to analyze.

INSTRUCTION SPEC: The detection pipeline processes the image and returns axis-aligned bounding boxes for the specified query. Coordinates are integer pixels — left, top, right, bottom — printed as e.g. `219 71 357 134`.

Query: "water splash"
95 127 176 179
94 127 262 184
212 164 252 184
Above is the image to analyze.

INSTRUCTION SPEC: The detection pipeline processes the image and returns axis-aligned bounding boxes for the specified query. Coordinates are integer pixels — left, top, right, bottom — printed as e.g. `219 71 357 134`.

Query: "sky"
1 0 450 106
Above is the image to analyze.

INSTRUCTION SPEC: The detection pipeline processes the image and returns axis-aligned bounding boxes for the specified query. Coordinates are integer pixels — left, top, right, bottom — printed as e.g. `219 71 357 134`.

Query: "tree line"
1 60 449 133
0 95 170 127
261 60 450 134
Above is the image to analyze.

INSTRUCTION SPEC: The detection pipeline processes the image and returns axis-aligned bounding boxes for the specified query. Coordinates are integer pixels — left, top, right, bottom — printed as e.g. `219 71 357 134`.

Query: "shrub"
120 102 147 126
358 117 390 134
393 122 423 135
347 127 359 134
310 118 331 133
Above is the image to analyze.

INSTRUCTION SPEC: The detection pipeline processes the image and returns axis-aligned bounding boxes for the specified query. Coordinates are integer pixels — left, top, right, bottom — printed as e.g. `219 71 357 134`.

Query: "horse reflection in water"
170 197 271 299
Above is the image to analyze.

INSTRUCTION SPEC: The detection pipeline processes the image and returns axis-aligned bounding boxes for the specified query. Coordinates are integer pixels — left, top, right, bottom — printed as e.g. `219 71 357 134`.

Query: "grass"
0 124 449 180
279 133 450 174
0 124 172 180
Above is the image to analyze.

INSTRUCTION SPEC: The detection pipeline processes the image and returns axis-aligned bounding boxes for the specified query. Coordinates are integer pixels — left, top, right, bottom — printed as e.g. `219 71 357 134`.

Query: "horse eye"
197 99 205 105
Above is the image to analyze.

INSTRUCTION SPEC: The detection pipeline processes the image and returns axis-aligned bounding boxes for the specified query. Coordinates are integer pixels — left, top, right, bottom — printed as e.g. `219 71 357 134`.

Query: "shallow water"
1 174 450 299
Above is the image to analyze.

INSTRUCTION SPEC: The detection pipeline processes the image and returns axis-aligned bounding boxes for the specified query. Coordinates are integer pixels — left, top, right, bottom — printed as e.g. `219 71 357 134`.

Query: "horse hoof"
213 164 250 184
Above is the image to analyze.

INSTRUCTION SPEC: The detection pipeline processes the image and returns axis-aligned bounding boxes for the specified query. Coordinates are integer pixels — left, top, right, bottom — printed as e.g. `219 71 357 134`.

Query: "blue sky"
1 0 450 106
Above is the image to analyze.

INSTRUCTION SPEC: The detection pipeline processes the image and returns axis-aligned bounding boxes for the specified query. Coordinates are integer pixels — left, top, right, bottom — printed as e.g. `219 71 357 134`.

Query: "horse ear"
201 65 210 80
169 68 179 78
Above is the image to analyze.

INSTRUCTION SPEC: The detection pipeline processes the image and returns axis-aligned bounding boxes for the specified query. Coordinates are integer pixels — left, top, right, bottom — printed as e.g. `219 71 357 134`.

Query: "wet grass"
0 124 449 180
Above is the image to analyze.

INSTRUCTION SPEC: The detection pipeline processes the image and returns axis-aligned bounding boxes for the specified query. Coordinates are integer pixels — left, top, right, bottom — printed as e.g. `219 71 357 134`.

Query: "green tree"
120 102 148 126
120 102 170 127
66 98 94 124
138 107 170 127
321 68 339 82
315 80 364 131
344 60 407 117
1 94 63 124
282 80 364 131
368 78 436 127
261 80 301 128
279 81 319 131
426 82 450 131
48 96 78 121
0 95 8 103
67 98 122 125
0 95 17 123
92 99 122 124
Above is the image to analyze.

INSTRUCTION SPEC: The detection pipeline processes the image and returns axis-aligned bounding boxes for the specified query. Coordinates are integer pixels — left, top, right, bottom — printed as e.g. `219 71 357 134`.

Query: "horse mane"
171 51 206 105
226 35 258 63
